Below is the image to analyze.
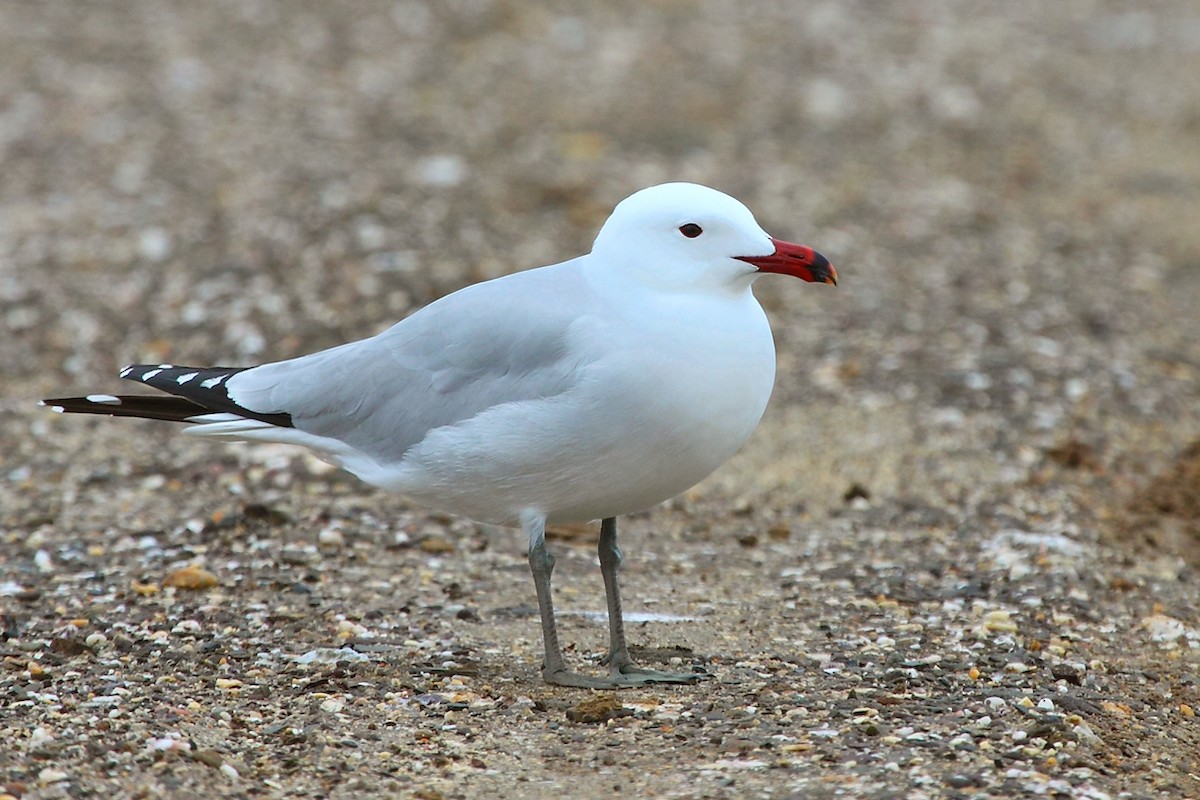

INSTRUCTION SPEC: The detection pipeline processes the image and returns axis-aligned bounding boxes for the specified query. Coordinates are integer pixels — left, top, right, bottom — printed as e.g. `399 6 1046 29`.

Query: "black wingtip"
44 364 293 428
119 363 293 428
40 394 213 423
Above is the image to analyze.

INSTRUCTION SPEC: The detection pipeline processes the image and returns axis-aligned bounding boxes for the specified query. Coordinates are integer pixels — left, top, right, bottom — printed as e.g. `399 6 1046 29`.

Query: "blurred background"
2 0 1199 546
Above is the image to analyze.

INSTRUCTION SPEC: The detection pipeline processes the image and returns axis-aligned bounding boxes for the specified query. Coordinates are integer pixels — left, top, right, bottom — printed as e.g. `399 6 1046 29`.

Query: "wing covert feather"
224 261 597 459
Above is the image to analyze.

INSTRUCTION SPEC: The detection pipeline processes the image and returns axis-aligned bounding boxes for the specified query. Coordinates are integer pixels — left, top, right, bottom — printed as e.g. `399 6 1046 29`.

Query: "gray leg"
523 513 703 688
525 511 604 687
597 516 633 670
596 517 703 684
526 530 570 678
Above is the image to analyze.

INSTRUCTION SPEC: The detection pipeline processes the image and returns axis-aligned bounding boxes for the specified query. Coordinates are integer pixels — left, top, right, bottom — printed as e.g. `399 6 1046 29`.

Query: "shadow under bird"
42 182 837 688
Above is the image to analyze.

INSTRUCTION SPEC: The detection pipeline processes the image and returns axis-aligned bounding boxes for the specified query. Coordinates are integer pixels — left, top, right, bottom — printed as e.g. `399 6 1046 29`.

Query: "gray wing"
223 260 597 460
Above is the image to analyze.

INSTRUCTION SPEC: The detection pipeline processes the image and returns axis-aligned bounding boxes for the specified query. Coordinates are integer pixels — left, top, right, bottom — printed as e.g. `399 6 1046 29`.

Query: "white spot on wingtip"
85 394 122 405
49 405 65 413
119 366 135 378
186 412 244 423
176 372 199 384
141 368 163 381
200 374 228 389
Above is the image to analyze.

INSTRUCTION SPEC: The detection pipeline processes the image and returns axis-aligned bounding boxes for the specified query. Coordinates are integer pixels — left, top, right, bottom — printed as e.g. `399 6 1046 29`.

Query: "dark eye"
679 223 703 238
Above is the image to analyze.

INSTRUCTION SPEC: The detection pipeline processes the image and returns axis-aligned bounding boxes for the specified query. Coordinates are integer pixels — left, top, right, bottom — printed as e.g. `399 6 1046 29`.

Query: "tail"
41 364 294 427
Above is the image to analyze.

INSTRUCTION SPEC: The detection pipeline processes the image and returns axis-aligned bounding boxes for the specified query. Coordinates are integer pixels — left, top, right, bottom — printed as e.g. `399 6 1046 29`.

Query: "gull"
42 182 837 688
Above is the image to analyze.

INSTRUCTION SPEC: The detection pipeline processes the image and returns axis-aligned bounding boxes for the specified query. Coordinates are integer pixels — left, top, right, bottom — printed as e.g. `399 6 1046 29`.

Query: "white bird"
42 182 836 688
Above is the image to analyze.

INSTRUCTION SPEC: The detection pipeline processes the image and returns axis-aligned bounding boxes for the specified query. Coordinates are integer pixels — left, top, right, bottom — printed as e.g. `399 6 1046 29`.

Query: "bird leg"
527 534 569 676
595 517 703 684
523 512 702 688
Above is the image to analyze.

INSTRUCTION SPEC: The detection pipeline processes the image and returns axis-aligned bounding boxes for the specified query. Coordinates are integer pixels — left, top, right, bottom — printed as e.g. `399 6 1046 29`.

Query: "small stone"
193 749 224 768
138 227 173 262
280 547 317 566
50 637 89 657
318 527 345 548
418 535 455 554
983 610 1019 633
1072 720 1103 745
131 580 160 596
565 695 631 724
37 768 69 784
1141 614 1188 642
414 154 466 187
294 647 369 665
164 565 219 590
766 525 791 541
1050 662 1086 685
946 774 980 789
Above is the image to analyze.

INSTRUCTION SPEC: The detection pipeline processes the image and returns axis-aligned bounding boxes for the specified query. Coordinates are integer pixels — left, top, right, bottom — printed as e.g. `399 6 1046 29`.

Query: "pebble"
1141 614 1190 643
137 227 173 262
982 610 1019 634
414 154 467 187
164 565 219 590
37 768 68 784
318 527 346 548
280 547 317 566
418 535 456 554
1051 662 1086 684
565 695 630 724
295 647 370 665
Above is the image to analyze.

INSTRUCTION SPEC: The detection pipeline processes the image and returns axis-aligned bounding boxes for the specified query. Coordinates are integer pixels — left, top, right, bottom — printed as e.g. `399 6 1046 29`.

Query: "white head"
590 182 836 293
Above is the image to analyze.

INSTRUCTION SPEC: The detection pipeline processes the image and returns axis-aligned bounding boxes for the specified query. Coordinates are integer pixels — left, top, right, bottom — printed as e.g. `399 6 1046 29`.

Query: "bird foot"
544 664 708 689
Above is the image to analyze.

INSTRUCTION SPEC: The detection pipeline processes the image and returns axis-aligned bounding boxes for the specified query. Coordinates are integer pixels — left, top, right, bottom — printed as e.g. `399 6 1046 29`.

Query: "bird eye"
679 223 703 239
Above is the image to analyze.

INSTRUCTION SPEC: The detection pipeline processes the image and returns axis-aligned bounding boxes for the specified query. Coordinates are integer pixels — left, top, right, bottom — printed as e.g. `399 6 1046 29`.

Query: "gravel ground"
3 2 1200 798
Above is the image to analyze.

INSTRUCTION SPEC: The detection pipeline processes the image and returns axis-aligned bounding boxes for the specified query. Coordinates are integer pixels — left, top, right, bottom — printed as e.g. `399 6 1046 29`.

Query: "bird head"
590 182 836 293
